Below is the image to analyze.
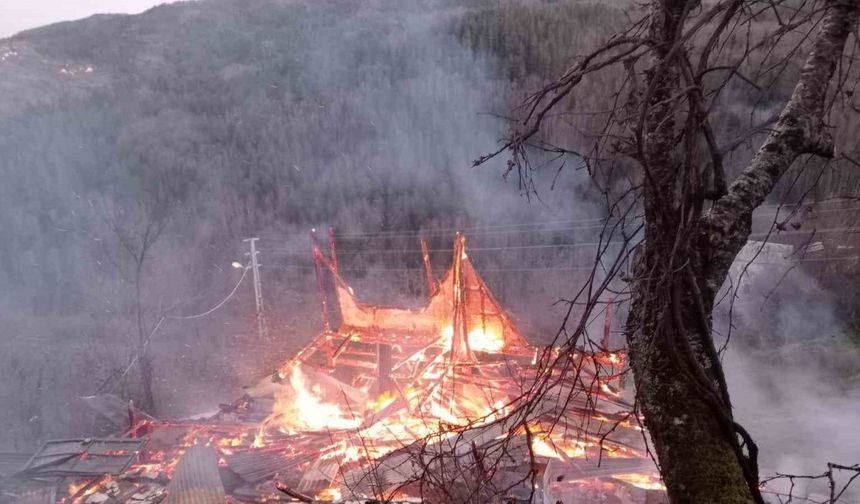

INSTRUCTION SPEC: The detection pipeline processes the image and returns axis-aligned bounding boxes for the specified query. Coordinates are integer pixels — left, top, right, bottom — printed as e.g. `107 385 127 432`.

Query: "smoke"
716 240 860 500
287 0 592 228
0 0 607 448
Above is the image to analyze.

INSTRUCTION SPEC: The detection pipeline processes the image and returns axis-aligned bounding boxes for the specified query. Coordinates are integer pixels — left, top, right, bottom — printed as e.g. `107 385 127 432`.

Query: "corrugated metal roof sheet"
226 448 315 483
164 443 225 504
0 452 31 477
20 438 145 477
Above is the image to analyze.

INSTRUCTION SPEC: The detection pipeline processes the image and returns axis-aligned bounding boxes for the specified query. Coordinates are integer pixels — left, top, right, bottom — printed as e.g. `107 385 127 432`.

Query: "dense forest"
0 0 857 480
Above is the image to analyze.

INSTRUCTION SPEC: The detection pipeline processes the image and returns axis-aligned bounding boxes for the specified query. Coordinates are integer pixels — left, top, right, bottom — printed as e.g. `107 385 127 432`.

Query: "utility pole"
309 230 331 333
244 237 269 345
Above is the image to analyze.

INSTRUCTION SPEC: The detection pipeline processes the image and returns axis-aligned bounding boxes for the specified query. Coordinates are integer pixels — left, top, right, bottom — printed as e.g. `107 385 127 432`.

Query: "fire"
270 364 362 432
366 390 397 411
613 472 666 491
322 440 364 463
59 234 659 503
316 487 342 501
600 382 621 397
440 325 505 353
251 428 266 448
67 475 113 503
216 432 248 449
468 327 504 353
531 436 562 458
530 432 587 459
440 325 454 347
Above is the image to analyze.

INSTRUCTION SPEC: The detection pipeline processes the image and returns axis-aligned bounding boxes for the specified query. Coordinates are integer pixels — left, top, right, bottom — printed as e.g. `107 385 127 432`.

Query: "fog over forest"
0 0 607 450
1 0 859 502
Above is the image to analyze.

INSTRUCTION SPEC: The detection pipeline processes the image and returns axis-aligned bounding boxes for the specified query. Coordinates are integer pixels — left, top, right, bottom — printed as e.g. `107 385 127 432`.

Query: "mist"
717 241 860 499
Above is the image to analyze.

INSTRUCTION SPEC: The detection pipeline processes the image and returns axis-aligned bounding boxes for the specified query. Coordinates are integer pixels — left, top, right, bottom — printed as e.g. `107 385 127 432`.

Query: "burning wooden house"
0 234 664 504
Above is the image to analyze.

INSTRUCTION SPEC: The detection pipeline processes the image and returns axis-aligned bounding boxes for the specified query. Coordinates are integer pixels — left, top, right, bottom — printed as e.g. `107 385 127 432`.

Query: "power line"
256 224 860 256
101 265 250 393
256 218 638 242
252 202 860 242
109 316 167 392
328 202 860 238
269 254 858 274
257 240 629 256
333 217 613 238
168 266 249 320
337 223 628 239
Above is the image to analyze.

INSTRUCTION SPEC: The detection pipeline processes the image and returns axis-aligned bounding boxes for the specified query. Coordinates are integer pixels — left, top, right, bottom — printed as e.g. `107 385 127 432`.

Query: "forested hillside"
0 0 622 314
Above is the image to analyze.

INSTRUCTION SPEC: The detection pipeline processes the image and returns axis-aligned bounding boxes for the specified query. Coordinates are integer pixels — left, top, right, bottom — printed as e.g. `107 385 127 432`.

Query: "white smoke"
717 241 860 501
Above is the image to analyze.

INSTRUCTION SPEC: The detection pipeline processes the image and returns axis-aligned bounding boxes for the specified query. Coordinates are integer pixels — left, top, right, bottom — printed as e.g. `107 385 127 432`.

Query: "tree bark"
701 0 860 293
625 1 860 503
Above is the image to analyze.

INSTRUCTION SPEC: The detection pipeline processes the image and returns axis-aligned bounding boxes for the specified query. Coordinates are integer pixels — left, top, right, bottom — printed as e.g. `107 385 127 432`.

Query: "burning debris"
0 234 663 503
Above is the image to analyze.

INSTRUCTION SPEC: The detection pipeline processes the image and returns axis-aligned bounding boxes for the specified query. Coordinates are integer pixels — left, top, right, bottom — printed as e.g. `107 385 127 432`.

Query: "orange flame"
270 364 362 432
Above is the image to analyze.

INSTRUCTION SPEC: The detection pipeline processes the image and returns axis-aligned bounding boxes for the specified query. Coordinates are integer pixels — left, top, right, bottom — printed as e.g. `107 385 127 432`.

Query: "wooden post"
127 399 136 435
309 231 331 333
420 237 436 297
327 227 338 275
377 343 392 395
449 233 475 365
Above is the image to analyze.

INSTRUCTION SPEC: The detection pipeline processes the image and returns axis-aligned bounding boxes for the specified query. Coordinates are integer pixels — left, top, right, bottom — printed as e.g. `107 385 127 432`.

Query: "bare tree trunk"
136 260 156 415
474 0 860 499
625 1 860 503
627 261 757 503
134 225 157 415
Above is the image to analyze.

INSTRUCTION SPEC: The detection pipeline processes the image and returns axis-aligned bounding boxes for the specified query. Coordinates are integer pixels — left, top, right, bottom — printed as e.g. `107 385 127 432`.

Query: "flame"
530 433 587 459
467 327 504 353
531 436 561 458
270 364 362 432
600 382 621 397
366 390 396 411
251 428 266 448
216 432 247 450
614 472 665 490
440 325 454 347
439 325 504 353
68 475 113 503
316 487 342 501
322 440 364 463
